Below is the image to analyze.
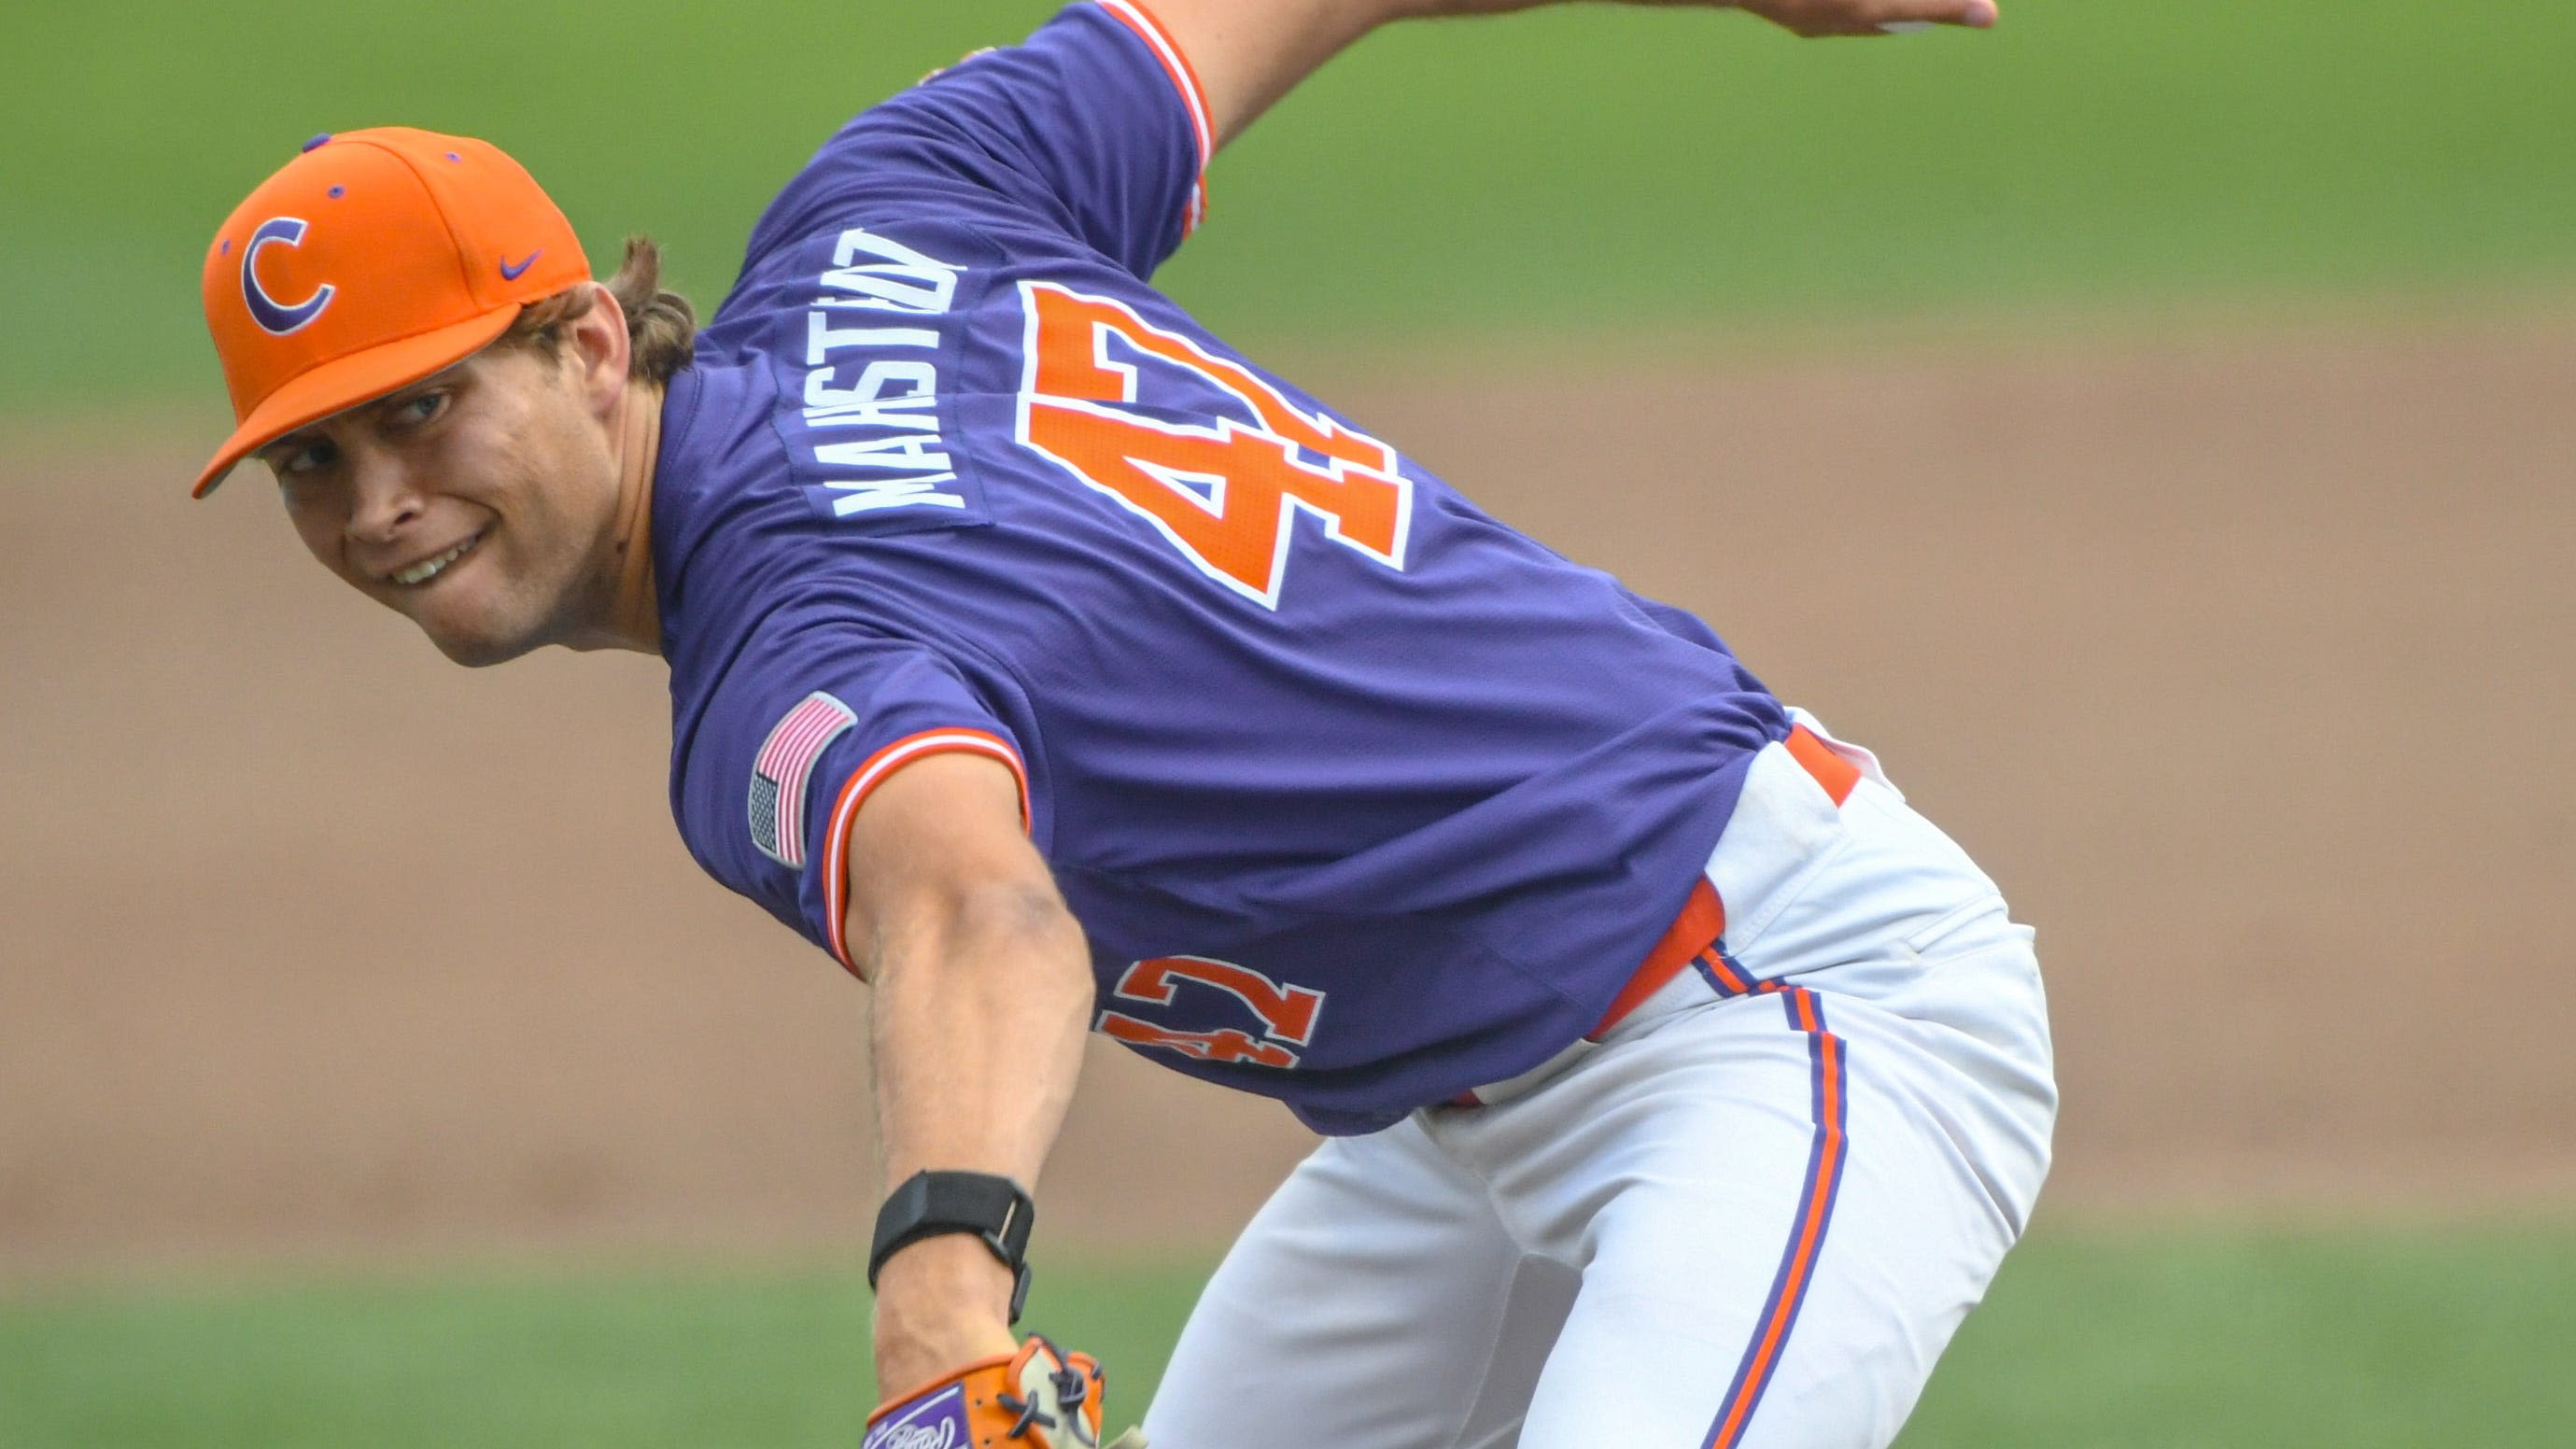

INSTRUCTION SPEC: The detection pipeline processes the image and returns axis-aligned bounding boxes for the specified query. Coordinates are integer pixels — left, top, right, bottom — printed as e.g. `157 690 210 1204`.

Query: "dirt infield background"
5 313 2572 1274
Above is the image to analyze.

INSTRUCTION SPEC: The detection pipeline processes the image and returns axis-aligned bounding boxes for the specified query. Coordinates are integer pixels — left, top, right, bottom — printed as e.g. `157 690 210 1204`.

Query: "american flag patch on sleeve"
749 691 858 868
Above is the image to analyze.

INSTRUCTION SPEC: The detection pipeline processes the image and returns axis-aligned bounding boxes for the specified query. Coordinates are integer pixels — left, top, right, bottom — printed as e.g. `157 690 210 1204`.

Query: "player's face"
259 342 626 667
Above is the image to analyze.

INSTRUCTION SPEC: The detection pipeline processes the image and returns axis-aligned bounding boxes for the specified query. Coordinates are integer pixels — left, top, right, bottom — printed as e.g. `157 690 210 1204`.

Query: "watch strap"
869 1171 1036 1323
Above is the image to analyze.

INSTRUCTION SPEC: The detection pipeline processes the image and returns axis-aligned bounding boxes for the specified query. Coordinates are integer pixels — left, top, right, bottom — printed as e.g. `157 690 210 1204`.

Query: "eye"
394 390 449 428
274 439 336 476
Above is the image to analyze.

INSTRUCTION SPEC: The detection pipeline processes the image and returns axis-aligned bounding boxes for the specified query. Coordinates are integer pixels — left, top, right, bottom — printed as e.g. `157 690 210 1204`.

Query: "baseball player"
191 0 2052 1444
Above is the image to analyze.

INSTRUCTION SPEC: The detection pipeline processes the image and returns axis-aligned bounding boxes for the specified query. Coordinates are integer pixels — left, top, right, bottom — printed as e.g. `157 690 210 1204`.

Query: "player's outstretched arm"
1148 0 1999 148
839 752 1095 1396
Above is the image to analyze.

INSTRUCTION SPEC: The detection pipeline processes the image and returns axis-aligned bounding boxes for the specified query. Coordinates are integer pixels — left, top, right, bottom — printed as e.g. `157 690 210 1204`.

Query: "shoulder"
731 3 1213 290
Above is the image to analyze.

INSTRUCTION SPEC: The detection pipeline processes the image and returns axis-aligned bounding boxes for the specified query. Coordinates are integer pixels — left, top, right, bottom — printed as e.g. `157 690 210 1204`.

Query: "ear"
562 282 634 420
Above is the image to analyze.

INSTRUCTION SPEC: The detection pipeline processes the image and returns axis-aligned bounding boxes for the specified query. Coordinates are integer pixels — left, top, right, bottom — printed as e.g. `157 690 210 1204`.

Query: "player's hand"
1730 0 1998 38
866 1335 1147 1449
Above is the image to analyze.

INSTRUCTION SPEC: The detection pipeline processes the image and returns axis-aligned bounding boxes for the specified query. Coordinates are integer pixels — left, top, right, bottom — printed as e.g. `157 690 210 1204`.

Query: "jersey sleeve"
745 1 1214 283
681 607 1035 977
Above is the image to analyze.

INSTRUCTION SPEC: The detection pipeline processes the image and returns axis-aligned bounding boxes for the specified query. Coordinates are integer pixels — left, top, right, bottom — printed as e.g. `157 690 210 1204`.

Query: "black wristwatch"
868 1170 1036 1324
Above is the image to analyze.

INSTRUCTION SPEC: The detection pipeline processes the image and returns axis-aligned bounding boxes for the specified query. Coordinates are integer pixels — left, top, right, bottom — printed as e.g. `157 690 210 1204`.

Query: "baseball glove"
865 1335 1147 1449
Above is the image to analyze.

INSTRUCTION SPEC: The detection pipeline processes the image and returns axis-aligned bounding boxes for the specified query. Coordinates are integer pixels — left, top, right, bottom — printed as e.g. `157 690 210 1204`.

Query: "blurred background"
5 1 2572 1443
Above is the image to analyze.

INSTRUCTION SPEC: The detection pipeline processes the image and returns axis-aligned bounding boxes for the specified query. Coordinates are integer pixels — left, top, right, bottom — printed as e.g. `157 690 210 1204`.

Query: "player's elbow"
952 878 1087 962
868 877 1089 995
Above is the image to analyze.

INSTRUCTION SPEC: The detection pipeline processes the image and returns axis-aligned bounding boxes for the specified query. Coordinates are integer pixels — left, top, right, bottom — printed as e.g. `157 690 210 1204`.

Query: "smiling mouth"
387 531 485 587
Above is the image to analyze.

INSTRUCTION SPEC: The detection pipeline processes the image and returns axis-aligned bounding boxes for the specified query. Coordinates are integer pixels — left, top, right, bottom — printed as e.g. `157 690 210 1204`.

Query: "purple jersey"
654 1 1790 1134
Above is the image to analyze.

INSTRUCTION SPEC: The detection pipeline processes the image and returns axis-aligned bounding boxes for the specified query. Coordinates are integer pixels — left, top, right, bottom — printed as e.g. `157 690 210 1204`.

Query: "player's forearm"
869 882 1089 1199
866 880 1094 1391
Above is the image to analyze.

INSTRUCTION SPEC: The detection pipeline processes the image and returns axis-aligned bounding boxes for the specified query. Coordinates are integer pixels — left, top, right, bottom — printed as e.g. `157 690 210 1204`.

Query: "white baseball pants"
1142 714 2057 1448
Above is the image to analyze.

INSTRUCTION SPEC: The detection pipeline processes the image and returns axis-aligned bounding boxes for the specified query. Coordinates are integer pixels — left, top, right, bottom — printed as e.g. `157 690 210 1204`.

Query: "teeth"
392 534 478 586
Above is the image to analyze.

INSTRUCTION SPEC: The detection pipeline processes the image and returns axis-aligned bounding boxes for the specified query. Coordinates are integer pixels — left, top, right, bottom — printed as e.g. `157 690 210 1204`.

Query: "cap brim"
192 304 524 498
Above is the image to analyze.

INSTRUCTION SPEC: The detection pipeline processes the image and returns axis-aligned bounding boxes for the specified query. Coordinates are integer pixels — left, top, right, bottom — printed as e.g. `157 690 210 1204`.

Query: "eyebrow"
255 372 459 463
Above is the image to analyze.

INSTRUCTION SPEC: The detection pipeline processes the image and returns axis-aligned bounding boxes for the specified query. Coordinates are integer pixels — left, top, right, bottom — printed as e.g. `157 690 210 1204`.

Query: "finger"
1748 0 1997 39
1875 0 1997 35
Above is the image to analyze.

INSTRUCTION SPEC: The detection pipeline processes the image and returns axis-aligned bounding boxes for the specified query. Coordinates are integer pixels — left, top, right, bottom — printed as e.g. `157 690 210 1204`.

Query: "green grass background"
8 1220 2575 1447
7 0 2573 411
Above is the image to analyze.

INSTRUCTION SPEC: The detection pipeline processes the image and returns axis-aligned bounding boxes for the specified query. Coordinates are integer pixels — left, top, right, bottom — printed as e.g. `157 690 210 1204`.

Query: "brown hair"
498 235 697 384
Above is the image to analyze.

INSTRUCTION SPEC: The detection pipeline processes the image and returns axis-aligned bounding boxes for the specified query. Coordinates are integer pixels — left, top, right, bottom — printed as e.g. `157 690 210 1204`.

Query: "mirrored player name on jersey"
783 225 981 527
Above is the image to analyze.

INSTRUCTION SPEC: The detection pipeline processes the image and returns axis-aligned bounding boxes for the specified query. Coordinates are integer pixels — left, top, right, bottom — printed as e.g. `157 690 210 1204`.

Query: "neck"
584 377 665 656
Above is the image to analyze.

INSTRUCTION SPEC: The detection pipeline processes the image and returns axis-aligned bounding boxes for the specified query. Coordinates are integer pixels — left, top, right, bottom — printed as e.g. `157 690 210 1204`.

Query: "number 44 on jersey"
1015 282 1414 609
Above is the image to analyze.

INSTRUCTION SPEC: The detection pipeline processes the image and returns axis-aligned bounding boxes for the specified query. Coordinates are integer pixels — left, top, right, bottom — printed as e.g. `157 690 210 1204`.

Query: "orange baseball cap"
195 126 590 497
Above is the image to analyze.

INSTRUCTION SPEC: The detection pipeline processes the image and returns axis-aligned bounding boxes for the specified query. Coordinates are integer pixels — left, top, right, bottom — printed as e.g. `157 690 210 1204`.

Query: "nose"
343 443 427 546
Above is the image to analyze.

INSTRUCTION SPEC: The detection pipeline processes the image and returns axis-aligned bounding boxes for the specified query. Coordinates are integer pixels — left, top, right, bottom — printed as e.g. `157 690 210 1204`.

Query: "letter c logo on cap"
241 217 336 336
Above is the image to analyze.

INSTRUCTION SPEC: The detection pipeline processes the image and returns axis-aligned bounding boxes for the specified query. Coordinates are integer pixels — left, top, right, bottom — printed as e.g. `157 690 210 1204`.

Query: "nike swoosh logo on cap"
499 251 542 280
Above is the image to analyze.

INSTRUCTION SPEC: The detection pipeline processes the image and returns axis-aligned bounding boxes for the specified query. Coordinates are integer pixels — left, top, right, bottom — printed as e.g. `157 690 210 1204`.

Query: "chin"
427 628 545 668
411 595 550 668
